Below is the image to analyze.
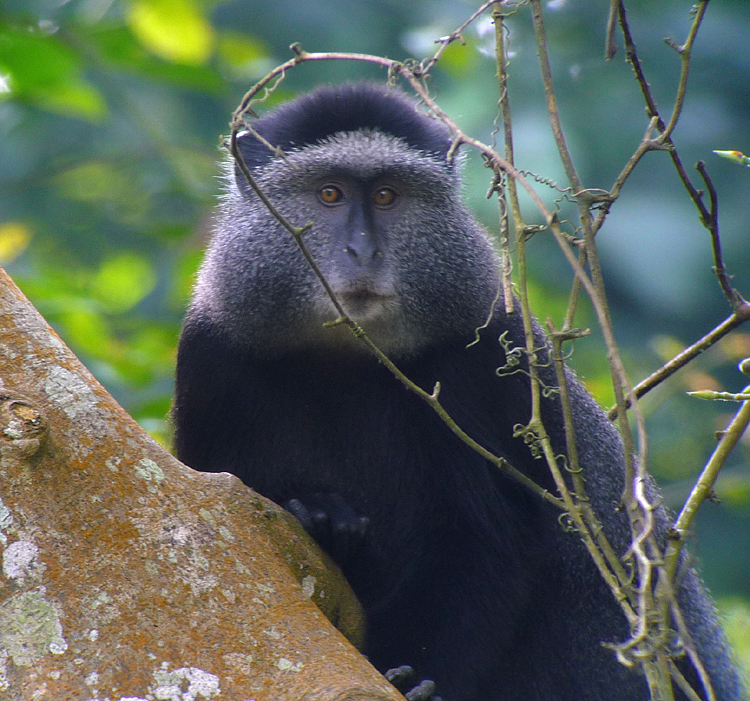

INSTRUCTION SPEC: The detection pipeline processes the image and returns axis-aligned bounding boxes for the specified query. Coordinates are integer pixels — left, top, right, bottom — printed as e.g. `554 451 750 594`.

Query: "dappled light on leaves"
91 253 157 314
0 28 107 121
126 0 214 65
0 222 32 265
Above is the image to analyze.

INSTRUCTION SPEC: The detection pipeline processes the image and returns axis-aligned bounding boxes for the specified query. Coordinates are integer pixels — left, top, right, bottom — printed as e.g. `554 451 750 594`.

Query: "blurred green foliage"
0 24 107 120
1 0 749 669
127 0 213 65
721 596 750 681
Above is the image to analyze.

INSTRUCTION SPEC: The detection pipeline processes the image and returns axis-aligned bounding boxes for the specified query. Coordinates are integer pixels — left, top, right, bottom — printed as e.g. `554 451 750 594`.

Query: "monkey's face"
303 174 402 323
198 130 500 359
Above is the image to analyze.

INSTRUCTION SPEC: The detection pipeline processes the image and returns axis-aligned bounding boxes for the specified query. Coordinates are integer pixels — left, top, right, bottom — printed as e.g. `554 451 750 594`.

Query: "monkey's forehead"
249 129 460 189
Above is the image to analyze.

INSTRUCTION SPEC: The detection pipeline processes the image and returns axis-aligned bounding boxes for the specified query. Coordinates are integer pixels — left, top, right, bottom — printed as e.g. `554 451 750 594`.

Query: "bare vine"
226 2 748 700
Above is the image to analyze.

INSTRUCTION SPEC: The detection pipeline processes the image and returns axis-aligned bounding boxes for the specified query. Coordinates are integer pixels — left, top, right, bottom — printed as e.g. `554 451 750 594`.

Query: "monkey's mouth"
336 290 394 318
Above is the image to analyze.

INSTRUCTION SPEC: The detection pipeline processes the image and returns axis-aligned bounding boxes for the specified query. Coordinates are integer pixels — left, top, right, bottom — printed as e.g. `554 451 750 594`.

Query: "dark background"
1 0 748 672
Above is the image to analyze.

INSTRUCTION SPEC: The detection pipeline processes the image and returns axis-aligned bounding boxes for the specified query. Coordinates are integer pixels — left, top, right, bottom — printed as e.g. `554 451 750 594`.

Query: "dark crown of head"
236 82 455 170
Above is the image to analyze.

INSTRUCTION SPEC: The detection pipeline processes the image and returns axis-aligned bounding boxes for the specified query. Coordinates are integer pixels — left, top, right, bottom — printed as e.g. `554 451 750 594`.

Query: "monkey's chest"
244 379 435 515
240 371 464 585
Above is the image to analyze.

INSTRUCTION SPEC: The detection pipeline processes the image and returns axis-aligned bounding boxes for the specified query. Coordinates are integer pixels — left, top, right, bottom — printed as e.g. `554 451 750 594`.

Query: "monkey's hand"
385 665 442 701
283 493 369 563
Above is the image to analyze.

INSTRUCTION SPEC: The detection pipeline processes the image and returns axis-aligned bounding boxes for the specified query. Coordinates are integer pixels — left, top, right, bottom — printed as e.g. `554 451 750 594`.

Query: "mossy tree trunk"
0 268 400 701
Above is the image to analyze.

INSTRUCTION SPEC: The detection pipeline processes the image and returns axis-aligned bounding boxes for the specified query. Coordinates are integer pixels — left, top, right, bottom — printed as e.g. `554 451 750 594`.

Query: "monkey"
173 83 745 701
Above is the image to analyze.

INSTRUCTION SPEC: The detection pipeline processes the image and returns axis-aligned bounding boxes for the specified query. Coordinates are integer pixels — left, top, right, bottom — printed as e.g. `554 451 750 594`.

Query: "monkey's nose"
343 232 383 268
344 246 384 260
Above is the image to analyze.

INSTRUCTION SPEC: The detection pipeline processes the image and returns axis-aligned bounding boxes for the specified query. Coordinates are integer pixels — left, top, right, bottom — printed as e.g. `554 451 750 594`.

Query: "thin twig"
528 2 661 643
228 57 562 509
489 12 629 591
669 660 709 701
531 6 682 695
606 310 750 419
492 8 574 588
618 2 663 127
232 48 397 127
669 397 750 558
658 397 750 701
493 5 517 316
531 0 642 515
421 0 503 75
667 585 717 701
615 0 747 310
604 0 620 60
590 117 659 235
549 325 632 591
695 161 746 308
613 2 704 215
530 0 583 194
659 1 709 143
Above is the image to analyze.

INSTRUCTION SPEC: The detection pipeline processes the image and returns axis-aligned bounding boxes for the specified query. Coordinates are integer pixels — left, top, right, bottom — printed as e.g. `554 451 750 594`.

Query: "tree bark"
0 267 401 701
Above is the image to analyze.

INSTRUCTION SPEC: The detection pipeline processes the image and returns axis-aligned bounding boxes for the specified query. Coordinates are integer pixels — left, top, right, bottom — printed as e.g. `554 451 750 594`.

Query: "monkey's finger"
405 679 437 701
385 665 414 686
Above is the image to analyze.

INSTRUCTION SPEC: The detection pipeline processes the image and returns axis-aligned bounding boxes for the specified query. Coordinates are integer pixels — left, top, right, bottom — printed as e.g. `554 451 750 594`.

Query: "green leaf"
54 162 114 202
0 28 78 89
60 308 115 358
713 150 750 167
163 145 220 198
36 79 107 122
216 31 271 79
172 248 203 309
0 222 32 264
54 161 150 226
0 27 107 121
439 37 481 78
85 24 224 93
715 474 750 508
126 0 214 65
718 598 750 679
91 254 157 313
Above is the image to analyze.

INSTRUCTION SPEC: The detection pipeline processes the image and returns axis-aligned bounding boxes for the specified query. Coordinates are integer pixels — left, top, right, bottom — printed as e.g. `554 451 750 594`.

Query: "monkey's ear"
235 129 278 172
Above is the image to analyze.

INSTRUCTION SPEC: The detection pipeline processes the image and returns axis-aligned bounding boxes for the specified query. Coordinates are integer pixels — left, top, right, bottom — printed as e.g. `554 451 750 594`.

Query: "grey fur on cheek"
192 129 500 358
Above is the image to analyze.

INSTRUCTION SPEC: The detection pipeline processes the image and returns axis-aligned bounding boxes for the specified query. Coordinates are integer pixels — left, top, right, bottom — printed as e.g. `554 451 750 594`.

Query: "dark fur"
174 83 745 701
237 83 455 170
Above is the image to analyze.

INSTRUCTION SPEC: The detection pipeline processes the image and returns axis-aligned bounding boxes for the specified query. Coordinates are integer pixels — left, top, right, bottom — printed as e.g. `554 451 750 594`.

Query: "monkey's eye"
373 187 397 208
319 185 344 205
